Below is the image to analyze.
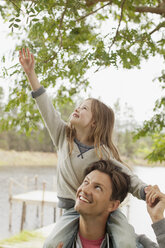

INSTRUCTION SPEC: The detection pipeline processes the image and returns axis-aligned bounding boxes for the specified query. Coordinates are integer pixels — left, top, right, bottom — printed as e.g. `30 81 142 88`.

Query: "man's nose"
82 184 92 194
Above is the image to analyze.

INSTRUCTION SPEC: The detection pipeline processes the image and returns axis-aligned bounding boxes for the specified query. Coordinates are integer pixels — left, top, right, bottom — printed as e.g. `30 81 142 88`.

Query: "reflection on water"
0 166 56 240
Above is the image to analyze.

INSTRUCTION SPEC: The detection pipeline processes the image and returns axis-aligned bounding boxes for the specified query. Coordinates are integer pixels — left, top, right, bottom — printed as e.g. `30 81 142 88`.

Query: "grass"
0 230 44 245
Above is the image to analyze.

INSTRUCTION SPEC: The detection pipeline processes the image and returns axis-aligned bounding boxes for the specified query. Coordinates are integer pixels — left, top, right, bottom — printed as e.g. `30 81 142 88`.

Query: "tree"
113 99 139 159
0 0 164 162
0 87 3 115
134 97 165 163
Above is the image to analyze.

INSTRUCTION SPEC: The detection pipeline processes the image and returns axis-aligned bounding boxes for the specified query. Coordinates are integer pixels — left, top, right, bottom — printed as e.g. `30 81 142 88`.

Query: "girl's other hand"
19 48 35 76
145 185 165 223
145 185 161 207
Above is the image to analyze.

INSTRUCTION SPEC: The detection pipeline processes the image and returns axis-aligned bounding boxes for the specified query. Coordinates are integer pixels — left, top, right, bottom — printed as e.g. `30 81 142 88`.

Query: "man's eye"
95 185 101 191
83 180 88 185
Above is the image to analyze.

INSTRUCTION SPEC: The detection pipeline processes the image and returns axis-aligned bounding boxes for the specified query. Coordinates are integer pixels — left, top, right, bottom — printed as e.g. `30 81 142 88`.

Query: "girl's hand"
19 48 35 76
145 185 160 207
145 185 165 223
19 48 41 90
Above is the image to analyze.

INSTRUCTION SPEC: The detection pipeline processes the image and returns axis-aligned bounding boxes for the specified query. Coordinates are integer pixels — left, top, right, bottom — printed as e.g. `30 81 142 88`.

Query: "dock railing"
8 175 59 232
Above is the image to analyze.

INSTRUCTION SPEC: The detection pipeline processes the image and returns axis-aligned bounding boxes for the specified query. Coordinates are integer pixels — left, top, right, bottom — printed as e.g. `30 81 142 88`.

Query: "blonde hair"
66 98 123 163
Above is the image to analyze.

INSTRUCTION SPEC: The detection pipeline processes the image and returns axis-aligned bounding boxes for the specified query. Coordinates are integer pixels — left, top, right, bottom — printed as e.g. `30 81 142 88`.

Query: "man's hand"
145 185 165 223
19 48 35 76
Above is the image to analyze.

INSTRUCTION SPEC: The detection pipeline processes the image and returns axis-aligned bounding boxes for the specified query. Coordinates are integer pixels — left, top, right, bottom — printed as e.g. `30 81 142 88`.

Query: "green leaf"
9 18 15 22
15 18 21 22
9 23 13 28
13 23 19 28
30 8 35 14
32 18 39 22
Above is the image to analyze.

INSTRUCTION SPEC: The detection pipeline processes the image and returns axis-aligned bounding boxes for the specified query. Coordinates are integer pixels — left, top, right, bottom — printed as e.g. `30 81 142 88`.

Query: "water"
0 166 57 240
0 165 165 242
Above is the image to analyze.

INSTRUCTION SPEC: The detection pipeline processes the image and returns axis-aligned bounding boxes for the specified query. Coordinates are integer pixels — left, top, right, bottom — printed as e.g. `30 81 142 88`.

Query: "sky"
84 57 163 124
0 18 164 125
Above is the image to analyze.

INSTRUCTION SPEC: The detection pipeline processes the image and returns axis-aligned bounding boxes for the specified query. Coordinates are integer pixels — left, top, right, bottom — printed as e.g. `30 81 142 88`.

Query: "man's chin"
74 202 85 214
74 202 79 212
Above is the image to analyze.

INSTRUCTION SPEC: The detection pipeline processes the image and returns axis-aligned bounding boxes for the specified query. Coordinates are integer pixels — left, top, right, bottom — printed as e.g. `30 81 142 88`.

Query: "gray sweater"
137 218 165 248
72 219 165 248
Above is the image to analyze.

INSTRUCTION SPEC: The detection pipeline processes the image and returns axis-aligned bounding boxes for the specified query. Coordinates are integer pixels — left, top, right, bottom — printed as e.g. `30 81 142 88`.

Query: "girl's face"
70 99 94 129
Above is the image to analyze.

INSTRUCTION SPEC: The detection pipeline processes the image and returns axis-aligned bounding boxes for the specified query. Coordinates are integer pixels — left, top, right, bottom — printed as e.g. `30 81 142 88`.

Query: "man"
57 160 165 248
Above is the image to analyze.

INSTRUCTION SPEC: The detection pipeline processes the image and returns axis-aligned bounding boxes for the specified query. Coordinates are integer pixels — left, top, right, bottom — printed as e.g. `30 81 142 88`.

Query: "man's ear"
108 200 120 212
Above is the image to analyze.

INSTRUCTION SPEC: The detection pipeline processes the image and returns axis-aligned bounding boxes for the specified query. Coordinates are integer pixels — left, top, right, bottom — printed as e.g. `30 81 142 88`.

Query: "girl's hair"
66 98 123 163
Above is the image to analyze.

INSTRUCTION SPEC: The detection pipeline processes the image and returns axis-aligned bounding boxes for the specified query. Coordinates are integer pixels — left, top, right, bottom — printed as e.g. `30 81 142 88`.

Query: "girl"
19 48 147 248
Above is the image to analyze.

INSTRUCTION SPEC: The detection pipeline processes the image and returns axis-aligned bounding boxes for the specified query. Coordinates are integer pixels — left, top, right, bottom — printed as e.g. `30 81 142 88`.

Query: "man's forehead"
85 170 111 188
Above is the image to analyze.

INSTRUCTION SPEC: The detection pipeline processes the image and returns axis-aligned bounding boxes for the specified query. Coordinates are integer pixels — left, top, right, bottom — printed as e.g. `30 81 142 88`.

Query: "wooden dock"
9 189 59 232
8 178 61 232
11 190 58 206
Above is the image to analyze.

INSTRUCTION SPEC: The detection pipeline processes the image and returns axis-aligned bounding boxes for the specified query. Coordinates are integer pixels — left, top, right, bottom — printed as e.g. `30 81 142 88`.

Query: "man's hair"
84 159 130 203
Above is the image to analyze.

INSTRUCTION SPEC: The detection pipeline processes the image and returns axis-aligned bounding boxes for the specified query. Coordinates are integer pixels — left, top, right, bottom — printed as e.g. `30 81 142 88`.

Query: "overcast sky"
85 56 163 124
0 18 164 124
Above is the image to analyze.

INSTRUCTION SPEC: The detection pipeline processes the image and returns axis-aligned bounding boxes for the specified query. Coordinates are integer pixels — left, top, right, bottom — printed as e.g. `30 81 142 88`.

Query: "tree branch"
86 0 165 15
76 1 113 22
43 52 57 64
58 0 69 50
8 0 23 13
134 5 165 15
86 0 110 6
149 21 165 35
94 0 126 74
108 0 126 52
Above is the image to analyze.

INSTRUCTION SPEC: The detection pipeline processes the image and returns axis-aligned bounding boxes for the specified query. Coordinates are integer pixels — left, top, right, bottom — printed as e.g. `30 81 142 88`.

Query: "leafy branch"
149 21 165 35
76 1 113 22
108 0 126 53
58 0 69 50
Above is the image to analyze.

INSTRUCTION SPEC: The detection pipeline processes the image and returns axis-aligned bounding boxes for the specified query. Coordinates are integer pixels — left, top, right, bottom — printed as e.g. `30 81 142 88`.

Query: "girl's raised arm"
19 48 41 91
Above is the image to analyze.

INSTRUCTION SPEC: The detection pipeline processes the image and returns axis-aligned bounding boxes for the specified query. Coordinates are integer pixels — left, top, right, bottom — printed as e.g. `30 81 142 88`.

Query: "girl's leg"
107 209 137 248
43 207 79 248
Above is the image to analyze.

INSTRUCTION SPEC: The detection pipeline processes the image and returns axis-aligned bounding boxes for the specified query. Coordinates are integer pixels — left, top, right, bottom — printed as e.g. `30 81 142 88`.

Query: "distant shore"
0 149 164 167
0 149 57 167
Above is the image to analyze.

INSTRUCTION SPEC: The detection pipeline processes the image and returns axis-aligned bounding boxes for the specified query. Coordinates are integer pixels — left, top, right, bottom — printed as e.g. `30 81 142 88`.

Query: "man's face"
75 170 118 218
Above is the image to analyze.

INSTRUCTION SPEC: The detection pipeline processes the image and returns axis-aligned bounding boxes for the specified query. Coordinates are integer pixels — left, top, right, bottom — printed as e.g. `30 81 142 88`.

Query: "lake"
0 166 57 240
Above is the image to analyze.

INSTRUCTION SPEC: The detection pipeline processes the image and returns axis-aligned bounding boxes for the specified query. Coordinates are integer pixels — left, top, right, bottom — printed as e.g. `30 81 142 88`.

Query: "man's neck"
79 215 107 240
